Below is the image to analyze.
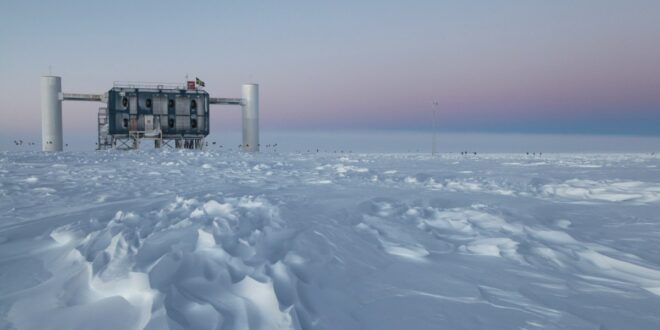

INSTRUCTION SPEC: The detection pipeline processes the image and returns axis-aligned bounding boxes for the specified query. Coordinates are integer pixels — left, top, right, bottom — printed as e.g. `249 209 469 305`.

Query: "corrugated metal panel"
161 116 172 131
198 97 208 115
153 95 168 115
175 96 190 115
129 96 138 115
196 116 205 132
176 116 190 130
106 88 210 138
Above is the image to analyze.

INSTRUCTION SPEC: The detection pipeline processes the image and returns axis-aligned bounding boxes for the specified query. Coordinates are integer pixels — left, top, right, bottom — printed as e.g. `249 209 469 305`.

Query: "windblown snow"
1 151 660 329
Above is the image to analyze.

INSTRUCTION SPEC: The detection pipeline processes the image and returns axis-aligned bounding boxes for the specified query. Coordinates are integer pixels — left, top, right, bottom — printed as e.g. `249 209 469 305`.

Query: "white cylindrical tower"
41 76 63 151
241 84 259 152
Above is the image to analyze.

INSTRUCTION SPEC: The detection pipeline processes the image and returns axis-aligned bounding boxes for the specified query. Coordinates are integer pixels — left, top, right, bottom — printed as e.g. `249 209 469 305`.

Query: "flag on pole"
195 77 205 87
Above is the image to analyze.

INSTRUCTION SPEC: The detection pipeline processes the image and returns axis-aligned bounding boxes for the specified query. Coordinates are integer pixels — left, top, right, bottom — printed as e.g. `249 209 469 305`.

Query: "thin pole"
432 101 438 156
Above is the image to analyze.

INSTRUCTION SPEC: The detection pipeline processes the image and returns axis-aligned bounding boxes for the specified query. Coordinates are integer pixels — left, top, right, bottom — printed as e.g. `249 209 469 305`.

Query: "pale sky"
1 0 659 137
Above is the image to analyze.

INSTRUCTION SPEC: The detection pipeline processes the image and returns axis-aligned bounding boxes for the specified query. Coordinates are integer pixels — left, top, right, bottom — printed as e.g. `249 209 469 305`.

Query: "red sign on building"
187 81 196 90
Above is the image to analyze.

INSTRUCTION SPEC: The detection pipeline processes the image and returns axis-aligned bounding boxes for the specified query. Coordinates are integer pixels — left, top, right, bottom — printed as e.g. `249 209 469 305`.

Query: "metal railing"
209 97 243 105
63 93 103 101
113 81 188 90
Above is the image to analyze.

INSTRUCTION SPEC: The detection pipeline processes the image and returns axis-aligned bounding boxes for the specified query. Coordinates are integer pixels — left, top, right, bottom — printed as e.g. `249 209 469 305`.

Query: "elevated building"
41 77 259 151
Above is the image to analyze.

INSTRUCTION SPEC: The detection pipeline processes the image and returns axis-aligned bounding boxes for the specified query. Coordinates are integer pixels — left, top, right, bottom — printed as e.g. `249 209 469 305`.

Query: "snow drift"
1 151 659 329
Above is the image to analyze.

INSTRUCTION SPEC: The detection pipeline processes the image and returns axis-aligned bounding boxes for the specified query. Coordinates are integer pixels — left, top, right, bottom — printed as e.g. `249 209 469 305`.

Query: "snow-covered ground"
1 150 660 329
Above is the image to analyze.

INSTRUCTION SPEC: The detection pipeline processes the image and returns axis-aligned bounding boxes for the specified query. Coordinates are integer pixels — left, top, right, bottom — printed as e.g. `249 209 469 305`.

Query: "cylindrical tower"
241 84 259 152
41 76 63 151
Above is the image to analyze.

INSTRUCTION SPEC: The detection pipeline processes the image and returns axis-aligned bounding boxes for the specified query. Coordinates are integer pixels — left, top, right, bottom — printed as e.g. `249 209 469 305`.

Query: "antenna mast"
432 101 438 156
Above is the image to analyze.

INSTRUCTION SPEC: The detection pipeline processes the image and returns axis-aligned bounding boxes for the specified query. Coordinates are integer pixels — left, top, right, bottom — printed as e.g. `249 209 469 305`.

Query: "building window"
146 98 152 108
168 118 175 128
168 99 174 108
122 118 128 128
191 119 198 129
191 99 197 109
122 97 128 108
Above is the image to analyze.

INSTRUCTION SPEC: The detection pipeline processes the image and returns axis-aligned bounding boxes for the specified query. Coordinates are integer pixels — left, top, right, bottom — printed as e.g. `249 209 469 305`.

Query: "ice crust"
1 151 660 329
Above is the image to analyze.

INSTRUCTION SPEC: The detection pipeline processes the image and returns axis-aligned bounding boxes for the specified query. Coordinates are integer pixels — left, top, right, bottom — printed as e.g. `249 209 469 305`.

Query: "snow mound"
1 151 659 329
7 195 303 330
542 179 660 204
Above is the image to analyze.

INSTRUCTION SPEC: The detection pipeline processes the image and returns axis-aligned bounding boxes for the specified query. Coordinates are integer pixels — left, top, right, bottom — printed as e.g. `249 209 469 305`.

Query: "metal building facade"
101 85 209 149
107 87 209 135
